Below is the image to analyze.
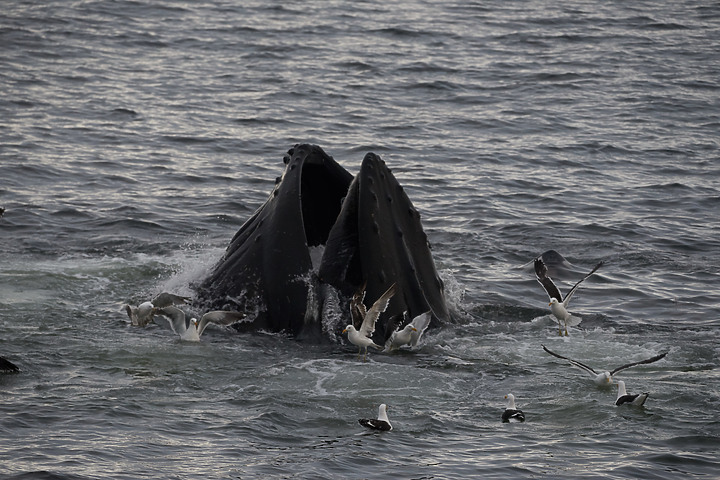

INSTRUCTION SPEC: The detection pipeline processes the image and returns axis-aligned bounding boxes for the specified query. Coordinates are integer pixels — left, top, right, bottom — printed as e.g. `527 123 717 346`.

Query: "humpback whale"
196 144 450 341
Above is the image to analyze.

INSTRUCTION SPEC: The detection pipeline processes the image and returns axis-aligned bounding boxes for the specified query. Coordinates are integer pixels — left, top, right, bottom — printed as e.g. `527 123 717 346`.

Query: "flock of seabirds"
0 244 668 431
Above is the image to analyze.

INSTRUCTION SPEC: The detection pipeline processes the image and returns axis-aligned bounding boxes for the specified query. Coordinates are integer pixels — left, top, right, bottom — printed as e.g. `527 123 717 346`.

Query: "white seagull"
615 380 649 406
343 283 396 361
157 306 247 342
359 404 392 431
124 292 191 327
534 256 604 336
383 311 432 352
542 345 667 387
502 393 525 423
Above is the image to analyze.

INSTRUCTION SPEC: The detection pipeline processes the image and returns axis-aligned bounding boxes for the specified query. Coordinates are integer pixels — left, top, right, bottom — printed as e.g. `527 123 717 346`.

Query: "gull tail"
566 315 582 327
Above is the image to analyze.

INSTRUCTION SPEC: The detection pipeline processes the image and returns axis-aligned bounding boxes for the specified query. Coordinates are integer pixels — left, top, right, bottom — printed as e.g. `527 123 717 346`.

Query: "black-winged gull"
534 257 604 336
342 283 396 361
615 380 649 406
542 345 667 387
124 292 191 327
359 404 392 431
156 306 247 341
502 394 525 423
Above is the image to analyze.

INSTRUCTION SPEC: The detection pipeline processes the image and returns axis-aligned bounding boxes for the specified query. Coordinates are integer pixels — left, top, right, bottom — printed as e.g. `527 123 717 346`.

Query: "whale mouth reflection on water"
196 144 450 341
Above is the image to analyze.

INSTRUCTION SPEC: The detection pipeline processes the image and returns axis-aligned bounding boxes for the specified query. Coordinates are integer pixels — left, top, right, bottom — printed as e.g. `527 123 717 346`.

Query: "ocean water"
1 0 719 478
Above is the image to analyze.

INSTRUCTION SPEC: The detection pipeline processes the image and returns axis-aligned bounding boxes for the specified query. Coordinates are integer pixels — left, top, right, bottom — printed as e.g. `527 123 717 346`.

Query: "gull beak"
342 328 347 334
548 302 552 306
411 327 417 332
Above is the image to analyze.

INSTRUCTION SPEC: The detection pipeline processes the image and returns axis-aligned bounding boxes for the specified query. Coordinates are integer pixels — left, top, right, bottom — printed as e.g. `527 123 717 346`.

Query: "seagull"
534 256 604 335
156 306 247 342
615 380 649 406
383 311 432 352
359 404 392 431
342 283 396 361
502 394 525 423
542 345 667 387
124 292 191 327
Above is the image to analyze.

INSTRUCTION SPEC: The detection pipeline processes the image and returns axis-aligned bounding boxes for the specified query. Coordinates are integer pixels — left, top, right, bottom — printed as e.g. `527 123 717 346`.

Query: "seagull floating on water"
124 292 191 327
534 256 604 336
383 311 432 352
615 380 649 406
343 283 396 361
359 403 392 431
157 306 247 342
542 345 667 387
502 394 525 423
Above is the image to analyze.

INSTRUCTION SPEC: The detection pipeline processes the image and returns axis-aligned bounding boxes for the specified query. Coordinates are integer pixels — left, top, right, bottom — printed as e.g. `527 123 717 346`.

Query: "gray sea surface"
1 0 719 478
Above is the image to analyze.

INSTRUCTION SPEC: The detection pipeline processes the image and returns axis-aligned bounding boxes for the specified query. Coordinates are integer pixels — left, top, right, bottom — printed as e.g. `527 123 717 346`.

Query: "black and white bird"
156 306 247 342
615 380 649 406
502 394 525 423
359 403 392 431
383 311 432 352
342 283 396 361
534 257 604 336
542 345 667 387
124 292 191 327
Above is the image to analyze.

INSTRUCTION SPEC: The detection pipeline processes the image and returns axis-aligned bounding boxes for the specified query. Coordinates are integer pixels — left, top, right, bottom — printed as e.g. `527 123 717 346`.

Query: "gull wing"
152 292 191 309
384 311 407 342
409 311 432 346
382 311 410 351
359 283 396 338
124 305 138 325
535 258 563 302
610 352 667 376
350 283 368 330
542 345 599 376
157 306 187 335
197 311 247 336
562 260 604 307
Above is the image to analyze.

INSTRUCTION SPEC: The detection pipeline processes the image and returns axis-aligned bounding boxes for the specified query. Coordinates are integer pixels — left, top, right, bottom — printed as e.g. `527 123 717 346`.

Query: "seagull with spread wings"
157 306 247 342
343 283 396 361
542 345 667 387
534 257 604 336
383 311 432 352
124 292 191 327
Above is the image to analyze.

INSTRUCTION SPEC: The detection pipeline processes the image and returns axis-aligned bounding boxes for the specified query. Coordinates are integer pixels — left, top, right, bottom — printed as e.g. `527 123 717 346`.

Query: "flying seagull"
359 404 392 431
343 283 396 361
615 380 649 406
534 256 604 335
156 306 247 342
542 345 667 386
124 292 191 327
383 311 432 352
502 394 525 423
